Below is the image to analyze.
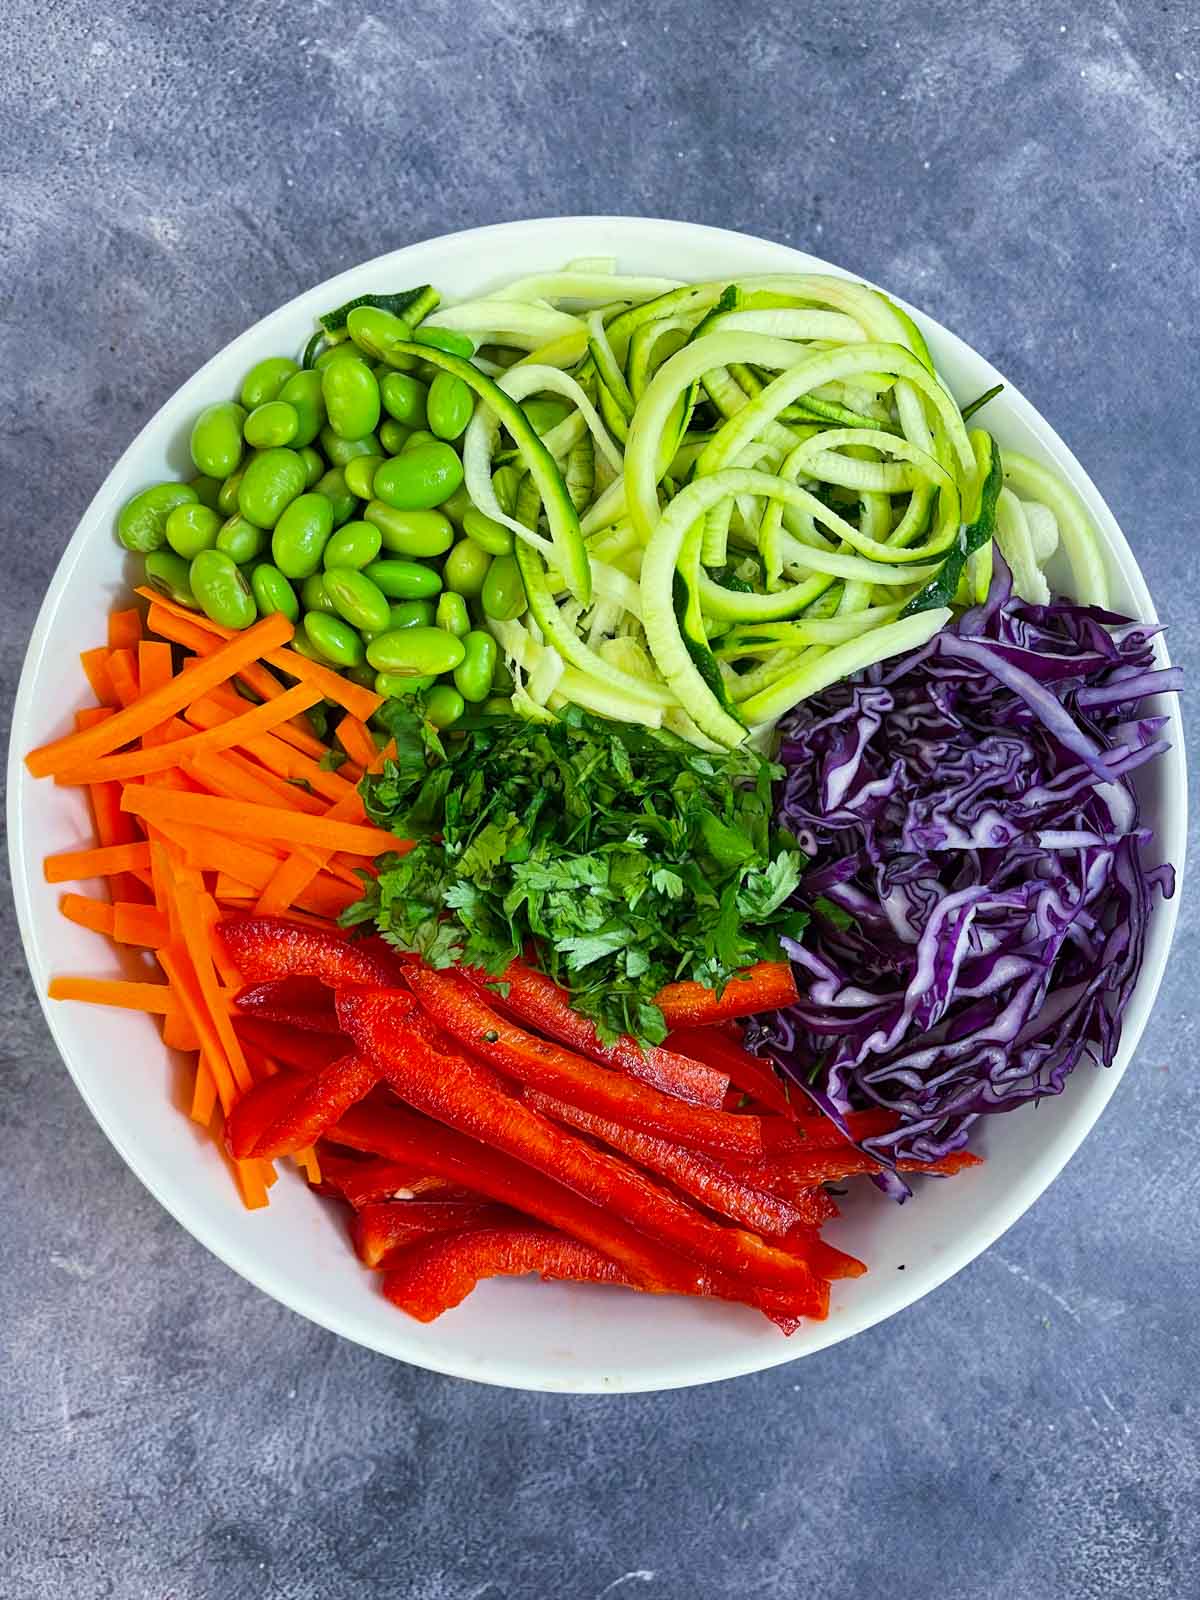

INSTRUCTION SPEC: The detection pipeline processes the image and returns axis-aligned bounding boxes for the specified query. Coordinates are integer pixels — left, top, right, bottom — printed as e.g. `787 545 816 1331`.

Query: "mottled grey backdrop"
2 3 1197 1597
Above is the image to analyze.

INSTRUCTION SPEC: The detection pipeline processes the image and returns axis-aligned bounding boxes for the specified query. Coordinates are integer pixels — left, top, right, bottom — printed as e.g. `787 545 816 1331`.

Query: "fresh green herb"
343 705 808 1045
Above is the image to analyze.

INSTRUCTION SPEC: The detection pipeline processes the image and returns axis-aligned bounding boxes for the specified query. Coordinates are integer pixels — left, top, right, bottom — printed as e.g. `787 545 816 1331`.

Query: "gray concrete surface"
2 3 1198 1597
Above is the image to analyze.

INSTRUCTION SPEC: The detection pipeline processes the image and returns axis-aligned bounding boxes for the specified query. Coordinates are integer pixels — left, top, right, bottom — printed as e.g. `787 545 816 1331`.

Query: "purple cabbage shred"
744 556 1180 1198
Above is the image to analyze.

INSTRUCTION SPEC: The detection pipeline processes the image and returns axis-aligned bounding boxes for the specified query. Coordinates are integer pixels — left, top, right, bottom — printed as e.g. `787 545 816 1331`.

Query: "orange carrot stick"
58 893 116 936
190 1053 218 1124
335 714 377 770
108 609 143 650
121 786 396 856
182 749 326 814
56 682 324 783
106 649 140 708
159 946 237 1112
175 883 252 1096
164 1010 202 1053
48 976 175 1013
145 604 296 710
112 902 171 947
26 613 294 779
80 649 118 708
182 697 359 806
44 841 153 883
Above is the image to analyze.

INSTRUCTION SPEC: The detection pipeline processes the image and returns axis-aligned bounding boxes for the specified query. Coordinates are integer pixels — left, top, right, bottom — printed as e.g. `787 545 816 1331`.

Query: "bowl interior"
8 217 1186 1392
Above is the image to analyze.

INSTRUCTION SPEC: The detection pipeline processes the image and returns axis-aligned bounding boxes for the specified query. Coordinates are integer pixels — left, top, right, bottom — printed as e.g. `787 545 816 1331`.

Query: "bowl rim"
8 215 1187 1392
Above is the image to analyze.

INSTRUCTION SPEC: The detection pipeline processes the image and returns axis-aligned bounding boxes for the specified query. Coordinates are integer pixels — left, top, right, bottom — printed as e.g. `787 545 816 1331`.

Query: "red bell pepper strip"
233 1016 352 1075
523 1088 804 1237
233 1054 384 1159
316 1148 465 1208
654 961 799 1027
223 1070 305 1157
664 1024 799 1119
404 965 805 1159
352 1200 519 1268
234 975 343 1033
739 1147 983 1190
475 960 728 1108
328 1102 824 1330
788 1188 841 1226
381 1226 635 1322
217 915 402 986
337 988 828 1298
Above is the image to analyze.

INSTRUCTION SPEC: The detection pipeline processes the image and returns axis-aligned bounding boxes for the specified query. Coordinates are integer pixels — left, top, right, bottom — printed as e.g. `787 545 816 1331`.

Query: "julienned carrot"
190 1051 218 1123
146 604 296 711
48 976 175 1014
27 613 295 779
138 588 382 722
182 749 327 814
80 649 118 708
164 1009 202 1053
107 650 140 708
121 785 397 857
158 946 237 1113
58 893 116 935
175 883 252 1097
201 681 331 763
182 697 360 807
335 715 377 770
44 841 152 883
57 682 324 783
112 902 171 947
108 609 143 650
213 873 257 901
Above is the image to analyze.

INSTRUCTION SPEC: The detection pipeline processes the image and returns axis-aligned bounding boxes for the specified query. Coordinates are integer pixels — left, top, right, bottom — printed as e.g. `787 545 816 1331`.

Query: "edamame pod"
238 447 307 529
189 549 256 629
191 402 247 479
118 482 198 553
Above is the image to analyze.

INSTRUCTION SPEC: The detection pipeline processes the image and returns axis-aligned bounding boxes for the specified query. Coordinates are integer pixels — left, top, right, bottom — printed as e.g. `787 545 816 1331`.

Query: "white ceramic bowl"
9 218 1187 1393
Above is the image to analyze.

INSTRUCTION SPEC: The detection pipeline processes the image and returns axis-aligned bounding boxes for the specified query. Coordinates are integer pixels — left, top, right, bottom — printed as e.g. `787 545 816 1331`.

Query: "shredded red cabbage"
745 556 1180 1197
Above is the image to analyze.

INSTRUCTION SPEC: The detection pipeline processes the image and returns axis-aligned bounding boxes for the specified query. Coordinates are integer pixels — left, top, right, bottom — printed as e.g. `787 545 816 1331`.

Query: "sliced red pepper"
337 988 827 1299
224 1070 305 1157
654 961 798 1027
217 915 403 986
404 965 804 1160
664 1024 799 1120
328 1105 824 1328
352 1200 519 1268
476 960 728 1108
523 1088 804 1237
227 1052 385 1159
233 1016 352 1074
740 1147 983 1190
381 1226 634 1322
234 975 343 1033
788 1188 841 1226
316 1148 465 1208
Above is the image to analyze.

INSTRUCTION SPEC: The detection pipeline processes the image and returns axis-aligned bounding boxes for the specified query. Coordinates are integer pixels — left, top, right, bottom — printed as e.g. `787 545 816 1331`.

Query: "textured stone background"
2 3 1198 1597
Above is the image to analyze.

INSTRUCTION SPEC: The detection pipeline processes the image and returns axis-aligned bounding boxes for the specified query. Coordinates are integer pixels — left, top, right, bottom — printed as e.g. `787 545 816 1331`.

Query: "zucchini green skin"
319 286 437 333
901 430 1001 615
390 341 592 606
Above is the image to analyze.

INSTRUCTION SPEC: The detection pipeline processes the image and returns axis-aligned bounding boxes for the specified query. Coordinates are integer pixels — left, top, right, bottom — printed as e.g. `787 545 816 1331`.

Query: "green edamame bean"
190 402 246 479
343 455 385 501
319 425 381 468
216 513 267 565
189 549 256 629
217 465 247 516
241 356 299 410
322 357 381 440
361 559 443 600
423 683 465 728
362 503 453 558
435 591 470 638
250 562 300 622
373 442 463 511
462 505 515 555
322 519 381 570
365 626 466 677
301 573 337 614
238 448 306 529
379 372 428 427
298 446 324 487
413 326 475 357
165 502 221 560
277 368 326 447
491 465 522 517
117 482 198 553
385 599 436 630
437 484 474 527
313 340 367 371
314 468 357 528
244 400 299 449
426 372 473 441
289 632 324 663
481 553 527 621
482 696 515 716
491 658 515 696
303 611 366 668
379 419 411 454
271 491 334 579
346 663 380 689
143 549 197 607
189 474 223 511
400 429 436 453
443 537 491 598
323 567 391 634
453 629 498 703
346 305 413 361
375 671 436 698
